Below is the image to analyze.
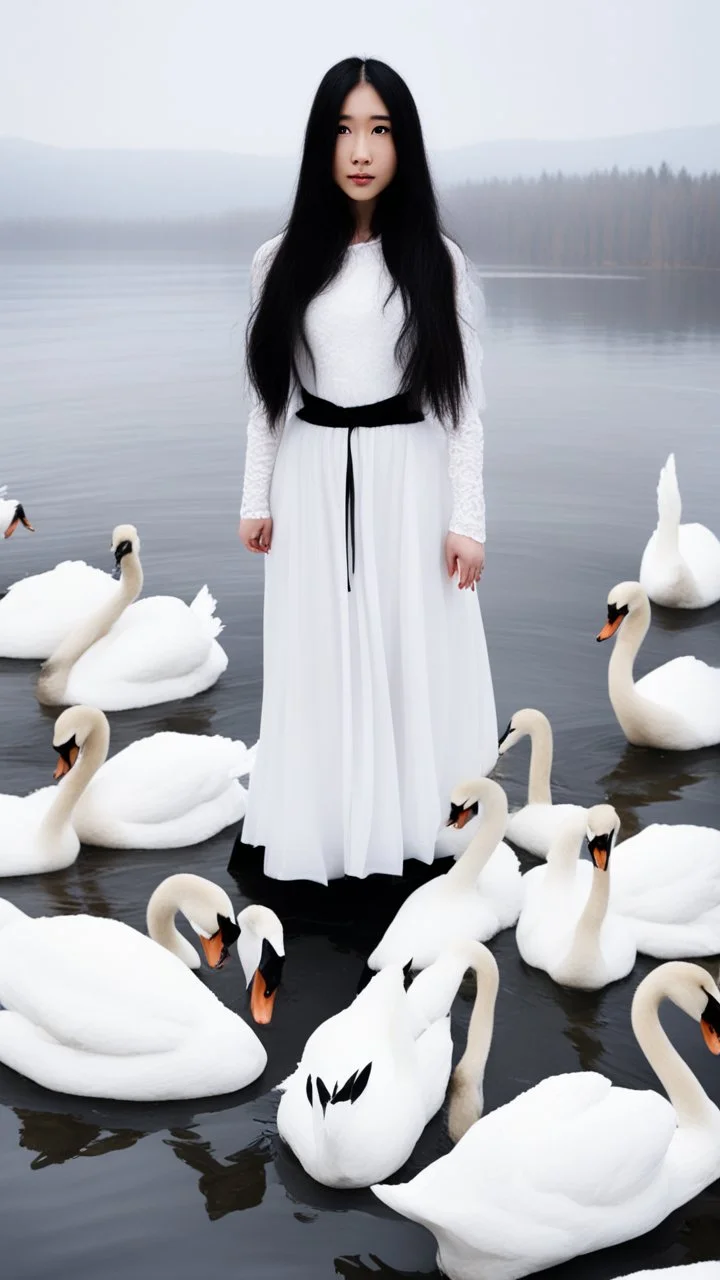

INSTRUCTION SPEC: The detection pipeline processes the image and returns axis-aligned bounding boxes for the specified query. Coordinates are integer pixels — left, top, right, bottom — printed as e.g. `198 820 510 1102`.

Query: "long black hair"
246 56 470 433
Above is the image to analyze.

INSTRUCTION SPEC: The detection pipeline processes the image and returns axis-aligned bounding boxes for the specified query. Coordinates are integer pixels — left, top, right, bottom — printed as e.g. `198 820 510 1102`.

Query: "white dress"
239 232 497 883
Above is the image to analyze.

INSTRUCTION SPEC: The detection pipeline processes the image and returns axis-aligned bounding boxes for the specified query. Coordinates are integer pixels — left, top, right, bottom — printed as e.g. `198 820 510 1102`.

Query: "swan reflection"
163 1130 272 1220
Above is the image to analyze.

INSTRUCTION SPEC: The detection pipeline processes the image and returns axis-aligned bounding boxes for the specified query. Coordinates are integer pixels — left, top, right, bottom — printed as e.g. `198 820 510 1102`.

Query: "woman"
238 57 497 884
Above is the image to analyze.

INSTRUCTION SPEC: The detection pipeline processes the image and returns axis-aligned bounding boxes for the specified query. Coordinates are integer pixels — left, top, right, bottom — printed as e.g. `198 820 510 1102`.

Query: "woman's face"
333 82 397 207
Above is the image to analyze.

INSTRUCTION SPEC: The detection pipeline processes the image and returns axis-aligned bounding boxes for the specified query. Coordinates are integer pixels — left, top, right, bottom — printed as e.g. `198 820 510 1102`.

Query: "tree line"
1 166 718 269
445 165 720 269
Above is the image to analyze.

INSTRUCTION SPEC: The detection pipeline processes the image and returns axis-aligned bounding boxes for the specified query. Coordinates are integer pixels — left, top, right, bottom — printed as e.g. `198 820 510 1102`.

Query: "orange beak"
4 512 35 538
701 1019 720 1054
250 969 277 1024
592 846 608 871
200 932 226 969
53 744 79 779
453 806 474 830
597 615 624 642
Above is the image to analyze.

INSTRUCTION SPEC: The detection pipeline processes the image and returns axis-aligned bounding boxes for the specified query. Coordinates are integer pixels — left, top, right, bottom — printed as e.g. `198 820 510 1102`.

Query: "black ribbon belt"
296 385 425 592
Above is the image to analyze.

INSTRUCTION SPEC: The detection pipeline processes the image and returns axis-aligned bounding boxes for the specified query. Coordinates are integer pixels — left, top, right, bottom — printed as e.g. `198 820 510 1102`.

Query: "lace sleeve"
239 239 291 519
444 240 487 545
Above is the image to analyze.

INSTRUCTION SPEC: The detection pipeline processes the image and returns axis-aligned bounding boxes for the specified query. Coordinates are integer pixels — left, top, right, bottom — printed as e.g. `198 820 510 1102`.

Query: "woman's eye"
337 124 392 135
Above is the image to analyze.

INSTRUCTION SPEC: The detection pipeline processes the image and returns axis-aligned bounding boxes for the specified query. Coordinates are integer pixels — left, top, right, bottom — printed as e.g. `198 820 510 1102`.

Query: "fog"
0 0 719 155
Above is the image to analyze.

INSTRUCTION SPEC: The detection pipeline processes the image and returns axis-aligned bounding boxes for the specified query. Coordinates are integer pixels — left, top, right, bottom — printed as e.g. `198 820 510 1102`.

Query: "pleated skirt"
241 414 498 883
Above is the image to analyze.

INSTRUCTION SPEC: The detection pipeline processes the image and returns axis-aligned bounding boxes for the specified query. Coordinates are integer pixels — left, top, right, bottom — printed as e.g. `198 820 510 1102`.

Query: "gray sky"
1 0 718 153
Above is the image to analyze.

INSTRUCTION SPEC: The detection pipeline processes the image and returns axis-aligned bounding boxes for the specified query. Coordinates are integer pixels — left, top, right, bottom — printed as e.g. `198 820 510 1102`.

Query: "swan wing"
636 657 720 741
73 597 219 683
374 1073 675 1256
77 732 251 823
0 914 219 1054
678 523 720 598
506 803 587 860
0 562 118 658
611 825 720 924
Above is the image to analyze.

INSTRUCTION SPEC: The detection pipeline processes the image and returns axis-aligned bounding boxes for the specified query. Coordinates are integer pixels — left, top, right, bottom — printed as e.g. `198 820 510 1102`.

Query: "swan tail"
656 452 682 532
190 585 224 638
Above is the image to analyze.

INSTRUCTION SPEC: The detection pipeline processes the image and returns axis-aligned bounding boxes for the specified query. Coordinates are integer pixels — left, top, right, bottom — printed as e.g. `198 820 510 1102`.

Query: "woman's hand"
445 532 485 590
238 516 273 553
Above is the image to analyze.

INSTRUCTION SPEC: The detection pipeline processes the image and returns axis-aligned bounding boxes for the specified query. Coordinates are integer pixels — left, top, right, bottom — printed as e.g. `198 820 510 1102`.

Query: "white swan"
0 486 34 541
276 940 498 1188
36 524 228 710
519 802 720 968
517 805 637 990
597 581 720 749
60 706 252 848
364 779 521 975
608 819 720 959
640 453 720 609
0 874 286 1099
372 960 720 1280
497 708 587 858
0 704 109 876
0 558 118 659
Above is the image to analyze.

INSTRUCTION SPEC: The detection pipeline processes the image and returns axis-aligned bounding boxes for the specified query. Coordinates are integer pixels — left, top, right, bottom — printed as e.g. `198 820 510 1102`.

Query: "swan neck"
608 602 650 706
447 949 499 1143
544 816 585 889
564 866 609 971
146 875 202 966
632 980 717 1128
38 717 110 837
526 718 553 805
447 791 507 888
43 554 143 675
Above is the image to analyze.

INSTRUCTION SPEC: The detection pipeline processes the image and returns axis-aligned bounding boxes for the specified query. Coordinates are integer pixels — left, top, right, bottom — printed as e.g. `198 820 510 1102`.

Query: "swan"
516 805 637 990
372 960 720 1280
640 453 720 609
36 524 228 710
597 581 720 749
59 706 252 848
363 779 521 976
0 558 119 659
0 874 286 1100
0 704 109 876
519 802 720 968
497 708 587 858
276 940 498 1188
0 486 34 541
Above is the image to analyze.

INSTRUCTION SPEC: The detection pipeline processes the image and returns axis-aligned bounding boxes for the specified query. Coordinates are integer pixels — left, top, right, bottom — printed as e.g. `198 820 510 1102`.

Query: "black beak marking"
588 833 613 870
258 937 285 997
112 538 133 577
498 720 513 747
446 798 479 828
53 734 78 765
702 992 720 1038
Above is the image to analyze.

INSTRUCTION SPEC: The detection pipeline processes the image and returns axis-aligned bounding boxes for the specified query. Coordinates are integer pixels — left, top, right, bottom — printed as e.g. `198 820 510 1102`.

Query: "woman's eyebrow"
338 113 391 122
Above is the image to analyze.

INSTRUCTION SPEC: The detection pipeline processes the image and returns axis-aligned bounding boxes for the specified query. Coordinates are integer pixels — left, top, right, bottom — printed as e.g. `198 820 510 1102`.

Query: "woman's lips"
349 176 374 185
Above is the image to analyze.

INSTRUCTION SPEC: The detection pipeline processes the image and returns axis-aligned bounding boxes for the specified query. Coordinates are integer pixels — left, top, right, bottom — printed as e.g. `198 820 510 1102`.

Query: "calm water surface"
0 251 719 1279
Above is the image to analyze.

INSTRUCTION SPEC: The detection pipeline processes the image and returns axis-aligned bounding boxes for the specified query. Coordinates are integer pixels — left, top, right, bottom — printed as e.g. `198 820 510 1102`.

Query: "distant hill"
1 125 718 220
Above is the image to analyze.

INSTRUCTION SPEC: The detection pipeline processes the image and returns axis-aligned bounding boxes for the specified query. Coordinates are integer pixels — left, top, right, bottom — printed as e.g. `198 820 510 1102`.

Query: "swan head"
52 705 109 778
447 776 507 829
597 581 647 641
236 905 285 1025
172 875 240 969
111 524 140 579
585 804 621 871
497 707 546 753
3 501 35 539
637 961 720 1055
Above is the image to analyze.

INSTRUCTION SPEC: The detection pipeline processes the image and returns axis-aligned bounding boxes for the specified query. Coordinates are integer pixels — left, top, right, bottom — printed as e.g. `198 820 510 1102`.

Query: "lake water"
0 250 719 1279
